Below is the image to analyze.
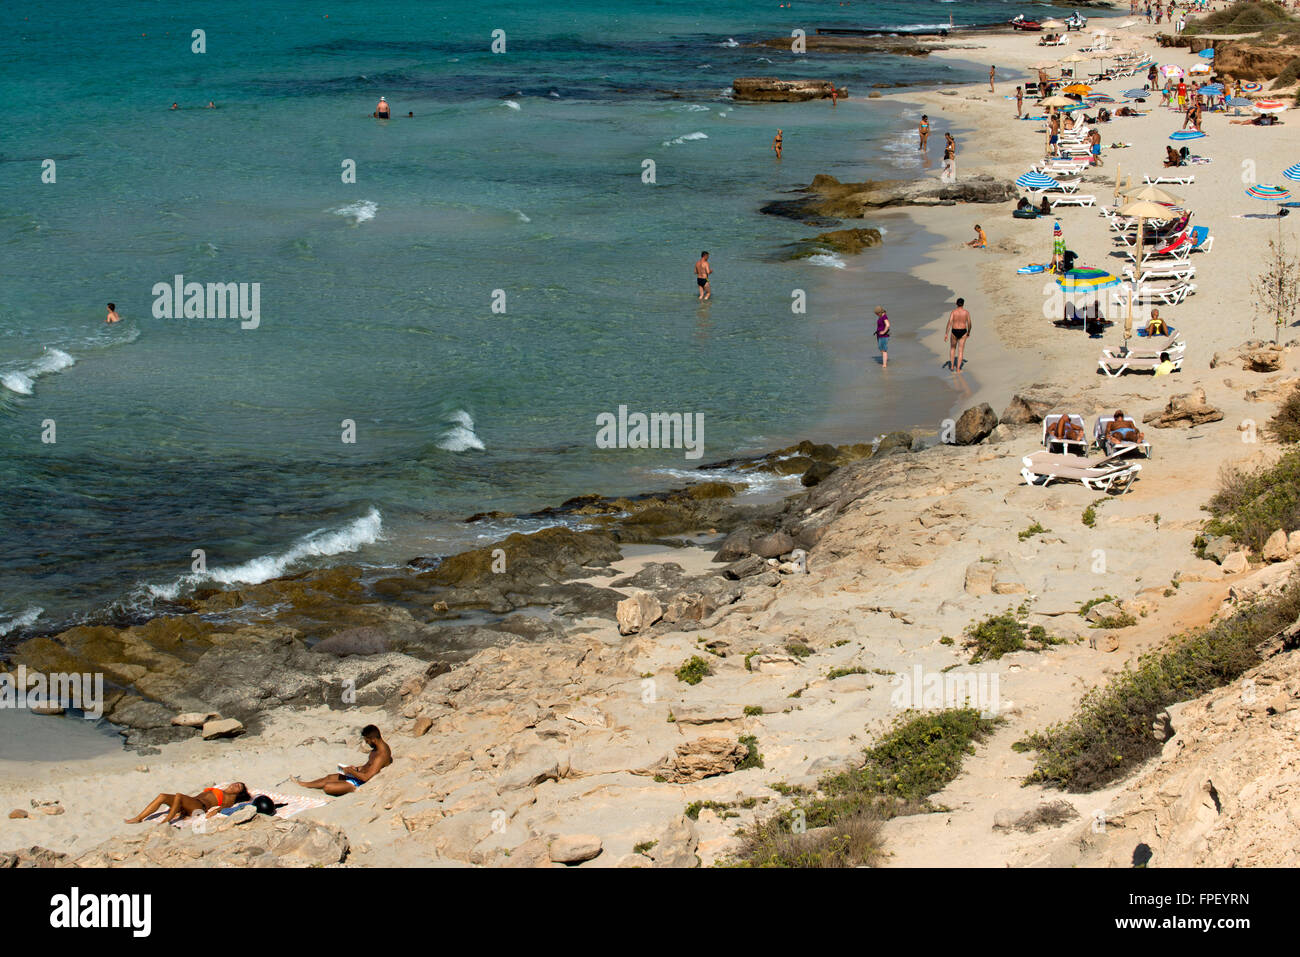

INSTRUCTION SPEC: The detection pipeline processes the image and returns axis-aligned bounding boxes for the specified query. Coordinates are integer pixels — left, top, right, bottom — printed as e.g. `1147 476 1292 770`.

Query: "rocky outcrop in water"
763 174 1018 223
732 77 842 101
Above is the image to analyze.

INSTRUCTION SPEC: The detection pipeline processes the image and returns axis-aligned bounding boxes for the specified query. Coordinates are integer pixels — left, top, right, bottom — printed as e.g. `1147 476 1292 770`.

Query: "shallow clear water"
0 0 1082 633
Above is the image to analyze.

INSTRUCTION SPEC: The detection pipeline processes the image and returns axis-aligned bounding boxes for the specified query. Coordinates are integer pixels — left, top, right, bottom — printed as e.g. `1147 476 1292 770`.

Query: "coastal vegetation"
1204 447 1300 551
1184 0 1297 36
730 709 998 867
963 612 1056 663
1017 581 1300 791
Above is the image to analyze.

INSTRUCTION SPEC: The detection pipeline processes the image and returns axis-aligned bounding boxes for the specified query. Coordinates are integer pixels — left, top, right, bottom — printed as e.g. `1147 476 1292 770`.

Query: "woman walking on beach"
943 132 956 181
874 306 890 368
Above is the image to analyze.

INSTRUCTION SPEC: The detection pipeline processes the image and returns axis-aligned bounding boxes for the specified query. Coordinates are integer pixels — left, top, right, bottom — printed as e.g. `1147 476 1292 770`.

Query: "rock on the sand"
1001 391 1060 425
1263 529 1289 563
1222 552 1249 575
964 561 996 596
172 711 218 728
8 809 28 819
201 717 245 740
750 531 795 559
616 590 663 635
955 404 998 445
548 834 603 864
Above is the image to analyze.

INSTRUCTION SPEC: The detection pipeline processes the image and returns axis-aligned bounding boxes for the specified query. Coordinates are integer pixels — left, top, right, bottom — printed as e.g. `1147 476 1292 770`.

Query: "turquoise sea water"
0 0 1091 634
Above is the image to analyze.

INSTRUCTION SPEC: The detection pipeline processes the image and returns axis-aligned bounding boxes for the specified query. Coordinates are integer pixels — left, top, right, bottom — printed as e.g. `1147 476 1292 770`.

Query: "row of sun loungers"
1021 450 1142 492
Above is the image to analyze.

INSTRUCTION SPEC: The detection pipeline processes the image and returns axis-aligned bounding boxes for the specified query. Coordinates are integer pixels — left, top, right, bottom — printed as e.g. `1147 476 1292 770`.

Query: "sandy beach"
6 12 1300 873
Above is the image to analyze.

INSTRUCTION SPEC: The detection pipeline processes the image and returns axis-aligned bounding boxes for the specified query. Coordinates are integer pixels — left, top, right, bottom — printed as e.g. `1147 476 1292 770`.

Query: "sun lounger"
1188 225 1214 253
1102 334 1185 359
1144 173 1195 185
1123 231 1192 261
1097 351 1184 376
1093 415 1153 458
1129 279 1196 305
1122 260 1196 282
1050 193 1096 208
1042 414 1088 455
1021 450 1142 492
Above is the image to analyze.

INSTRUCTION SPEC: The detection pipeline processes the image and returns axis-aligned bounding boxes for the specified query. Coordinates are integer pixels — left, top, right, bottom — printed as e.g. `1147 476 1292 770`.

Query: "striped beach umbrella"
1121 88 1149 98
1086 93 1116 103
1242 82 1263 93
1200 83 1224 95
1016 172 1063 191
1247 184 1292 201
1056 266 1122 295
1283 163 1300 181
1254 100 1288 114
1170 130 1206 141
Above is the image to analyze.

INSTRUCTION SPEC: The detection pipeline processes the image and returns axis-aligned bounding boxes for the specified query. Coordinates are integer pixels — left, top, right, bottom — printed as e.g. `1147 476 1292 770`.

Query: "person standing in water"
695 251 712 301
874 306 890 368
918 114 930 152
375 96 390 118
772 128 783 159
105 303 121 324
945 297 972 372
989 65 996 93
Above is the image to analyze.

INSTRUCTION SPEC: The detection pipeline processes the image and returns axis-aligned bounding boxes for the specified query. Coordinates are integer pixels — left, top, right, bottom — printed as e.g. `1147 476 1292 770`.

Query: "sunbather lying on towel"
1164 146 1183 168
125 781 251 824
1049 415 1085 444
1105 410 1145 446
295 724 392 795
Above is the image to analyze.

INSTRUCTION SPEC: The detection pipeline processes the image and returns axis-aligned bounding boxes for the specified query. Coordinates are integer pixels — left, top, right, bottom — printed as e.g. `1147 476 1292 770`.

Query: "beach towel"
1018 264 1046 274
145 787 327 829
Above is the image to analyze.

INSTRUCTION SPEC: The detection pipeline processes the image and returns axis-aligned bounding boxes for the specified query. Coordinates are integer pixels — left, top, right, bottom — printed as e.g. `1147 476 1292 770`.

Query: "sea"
0 0 1106 638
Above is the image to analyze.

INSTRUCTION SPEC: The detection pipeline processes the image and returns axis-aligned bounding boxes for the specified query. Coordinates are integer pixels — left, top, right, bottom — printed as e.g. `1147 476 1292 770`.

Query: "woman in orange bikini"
124 781 251 824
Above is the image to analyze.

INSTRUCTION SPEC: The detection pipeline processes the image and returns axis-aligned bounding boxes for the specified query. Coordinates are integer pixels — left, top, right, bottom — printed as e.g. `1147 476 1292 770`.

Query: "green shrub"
963 613 1057 662
676 655 712 685
1018 521 1050 541
737 735 764 770
785 640 813 658
1019 579 1300 791
827 666 869 679
1205 448 1300 552
1079 595 1119 617
1270 384 1300 442
743 705 764 716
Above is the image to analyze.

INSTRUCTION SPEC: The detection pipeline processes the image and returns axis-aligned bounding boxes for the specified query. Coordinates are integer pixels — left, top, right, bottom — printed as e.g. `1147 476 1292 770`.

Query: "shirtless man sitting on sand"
296 724 391 796
125 782 251 824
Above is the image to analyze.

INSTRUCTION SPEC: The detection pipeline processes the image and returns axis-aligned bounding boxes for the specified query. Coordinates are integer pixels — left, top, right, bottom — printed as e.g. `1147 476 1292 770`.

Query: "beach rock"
412 716 434 737
955 404 998 445
715 527 757 562
732 77 838 102
789 228 883 261
201 717 245 740
875 431 914 454
1085 601 1123 623
1244 349 1283 372
645 815 700 868
548 834 603 864
645 736 751 784
1203 535 1235 565
0 846 66 868
171 711 218 728
616 590 663 636
311 626 392 657
226 805 259 826
1289 531 1300 558
1001 390 1060 425
1142 389 1224 429
1264 529 1290 563
8 810 28 820
723 555 768 580
751 531 795 559
761 173 1017 221
1222 552 1250 575
801 461 838 487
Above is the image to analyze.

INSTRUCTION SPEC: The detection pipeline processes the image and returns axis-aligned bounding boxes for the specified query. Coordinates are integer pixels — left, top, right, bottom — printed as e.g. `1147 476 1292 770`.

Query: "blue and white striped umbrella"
1121 88 1149 98
1283 163 1300 182
1016 172 1062 191
1227 97 1253 107
1199 83 1224 95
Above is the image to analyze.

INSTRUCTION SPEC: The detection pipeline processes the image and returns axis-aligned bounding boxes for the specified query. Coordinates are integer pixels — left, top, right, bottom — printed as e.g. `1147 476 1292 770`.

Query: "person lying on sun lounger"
125 781 251 824
295 724 392 795
1048 413 1086 444
1105 410 1145 446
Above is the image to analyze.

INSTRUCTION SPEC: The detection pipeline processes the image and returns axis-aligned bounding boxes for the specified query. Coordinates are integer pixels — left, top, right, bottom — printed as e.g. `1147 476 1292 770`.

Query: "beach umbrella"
1041 18 1065 29
1254 100 1288 114
1063 83 1091 95
1118 199 1178 341
1087 93 1116 103
1057 266 1121 295
1197 48 1216 59
1227 96 1252 116
1040 95 1076 107
1122 183 1183 206
1242 82 1263 93
1283 163 1300 181
1200 83 1224 95
1188 63 1211 75
1170 130 1206 141
1247 184 1292 201
1160 64 1184 78
1121 88 1149 98
1030 59 1059 70
1016 172 1064 191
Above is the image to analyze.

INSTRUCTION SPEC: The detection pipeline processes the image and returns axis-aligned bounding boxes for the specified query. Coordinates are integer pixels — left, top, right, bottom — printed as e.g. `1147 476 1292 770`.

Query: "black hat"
253 795 279 816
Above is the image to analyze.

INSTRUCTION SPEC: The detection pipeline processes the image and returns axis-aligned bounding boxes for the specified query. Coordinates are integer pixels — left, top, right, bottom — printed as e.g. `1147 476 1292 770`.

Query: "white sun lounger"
1101 334 1185 360
1122 260 1196 283
1041 414 1088 455
1130 279 1196 305
1021 450 1142 493
1093 415 1153 459
1144 174 1195 185
1097 352 1184 377
1051 193 1097 207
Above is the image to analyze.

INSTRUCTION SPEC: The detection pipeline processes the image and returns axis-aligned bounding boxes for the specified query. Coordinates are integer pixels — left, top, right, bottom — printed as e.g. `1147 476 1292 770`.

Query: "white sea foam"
502 100 521 110
438 409 486 452
143 508 384 600
719 38 739 48
673 104 711 112
0 605 43 637
1 347 75 395
332 200 378 225
512 209 531 223
661 131 708 147
649 467 802 498
805 253 847 269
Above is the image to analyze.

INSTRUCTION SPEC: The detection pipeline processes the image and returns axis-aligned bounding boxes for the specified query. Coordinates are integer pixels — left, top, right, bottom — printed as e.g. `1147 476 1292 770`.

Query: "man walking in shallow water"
695 251 712 301
945 297 972 372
